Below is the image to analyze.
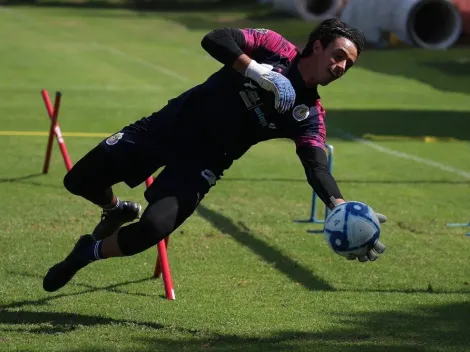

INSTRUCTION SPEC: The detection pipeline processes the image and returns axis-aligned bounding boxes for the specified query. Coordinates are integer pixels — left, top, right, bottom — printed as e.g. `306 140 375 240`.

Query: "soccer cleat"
43 235 95 292
92 201 142 240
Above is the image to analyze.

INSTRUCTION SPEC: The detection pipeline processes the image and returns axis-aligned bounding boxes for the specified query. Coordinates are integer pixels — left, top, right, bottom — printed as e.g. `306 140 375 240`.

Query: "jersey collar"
287 53 320 100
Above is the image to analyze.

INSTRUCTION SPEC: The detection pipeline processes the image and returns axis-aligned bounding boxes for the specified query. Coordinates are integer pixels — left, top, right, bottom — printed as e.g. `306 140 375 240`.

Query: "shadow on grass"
222 178 470 185
325 109 470 141
355 48 470 95
0 173 63 189
0 272 159 311
195 205 470 295
0 309 165 334
0 173 43 183
2 302 467 351
196 203 335 292
133 302 468 351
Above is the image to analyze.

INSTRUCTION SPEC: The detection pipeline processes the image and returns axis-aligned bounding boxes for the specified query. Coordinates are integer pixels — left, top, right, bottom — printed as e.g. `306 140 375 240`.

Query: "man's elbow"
201 28 224 49
201 32 212 51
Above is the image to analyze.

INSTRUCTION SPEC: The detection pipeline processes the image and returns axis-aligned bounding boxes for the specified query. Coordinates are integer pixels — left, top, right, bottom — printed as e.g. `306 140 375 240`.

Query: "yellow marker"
363 134 459 142
389 33 401 46
424 136 437 143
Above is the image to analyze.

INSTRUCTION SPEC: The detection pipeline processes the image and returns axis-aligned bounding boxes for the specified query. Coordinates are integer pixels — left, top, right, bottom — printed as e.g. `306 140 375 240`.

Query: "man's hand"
244 60 296 113
330 197 388 262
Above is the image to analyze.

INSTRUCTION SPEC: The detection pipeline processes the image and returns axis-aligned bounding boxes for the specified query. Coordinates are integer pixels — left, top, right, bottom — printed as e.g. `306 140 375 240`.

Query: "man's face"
305 37 358 87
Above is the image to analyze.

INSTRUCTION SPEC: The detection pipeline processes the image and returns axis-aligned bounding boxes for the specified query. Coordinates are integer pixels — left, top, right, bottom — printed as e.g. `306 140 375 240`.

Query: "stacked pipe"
453 0 470 36
272 0 343 21
272 0 464 49
340 0 463 49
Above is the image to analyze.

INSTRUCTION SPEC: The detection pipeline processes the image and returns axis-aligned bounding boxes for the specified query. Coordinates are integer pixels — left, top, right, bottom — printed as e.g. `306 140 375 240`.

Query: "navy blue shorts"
98 127 168 188
89 127 224 208
143 160 221 206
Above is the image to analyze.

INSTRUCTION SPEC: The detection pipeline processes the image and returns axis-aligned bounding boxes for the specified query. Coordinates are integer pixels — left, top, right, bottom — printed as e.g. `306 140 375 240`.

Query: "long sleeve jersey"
138 27 343 205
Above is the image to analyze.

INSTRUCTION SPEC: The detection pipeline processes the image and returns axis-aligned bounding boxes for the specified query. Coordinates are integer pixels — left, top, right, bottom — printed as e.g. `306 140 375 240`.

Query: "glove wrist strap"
244 60 266 78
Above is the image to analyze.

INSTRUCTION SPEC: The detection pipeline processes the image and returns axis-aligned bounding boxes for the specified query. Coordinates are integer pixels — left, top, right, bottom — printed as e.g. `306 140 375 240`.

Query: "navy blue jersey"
135 29 326 165
114 28 342 205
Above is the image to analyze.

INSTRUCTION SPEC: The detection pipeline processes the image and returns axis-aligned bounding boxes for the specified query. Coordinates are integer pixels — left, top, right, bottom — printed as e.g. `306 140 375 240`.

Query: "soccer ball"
324 201 381 259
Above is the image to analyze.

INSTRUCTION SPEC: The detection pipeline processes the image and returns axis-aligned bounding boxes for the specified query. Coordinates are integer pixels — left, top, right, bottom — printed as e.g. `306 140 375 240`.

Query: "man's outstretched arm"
296 144 345 210
297 143 389 263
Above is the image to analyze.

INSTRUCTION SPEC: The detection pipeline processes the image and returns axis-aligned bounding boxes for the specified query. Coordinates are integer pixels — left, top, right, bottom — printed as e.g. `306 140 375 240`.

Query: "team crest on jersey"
105 132 124 146
292 104 310 121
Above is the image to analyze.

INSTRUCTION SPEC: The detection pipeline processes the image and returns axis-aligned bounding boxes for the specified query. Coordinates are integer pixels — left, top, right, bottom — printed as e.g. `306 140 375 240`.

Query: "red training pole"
41 90 73 172
154 237 169 278
43 92 62 174
145 176 176 300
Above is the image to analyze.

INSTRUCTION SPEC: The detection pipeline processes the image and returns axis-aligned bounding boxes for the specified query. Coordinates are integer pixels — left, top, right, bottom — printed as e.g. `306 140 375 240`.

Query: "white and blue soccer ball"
324 201 381 259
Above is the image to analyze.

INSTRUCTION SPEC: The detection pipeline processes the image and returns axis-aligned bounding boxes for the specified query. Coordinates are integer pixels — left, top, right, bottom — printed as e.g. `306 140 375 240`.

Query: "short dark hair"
301 19 365 57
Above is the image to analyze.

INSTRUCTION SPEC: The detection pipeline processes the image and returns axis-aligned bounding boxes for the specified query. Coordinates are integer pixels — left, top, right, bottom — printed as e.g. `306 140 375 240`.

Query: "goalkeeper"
43 19 388 293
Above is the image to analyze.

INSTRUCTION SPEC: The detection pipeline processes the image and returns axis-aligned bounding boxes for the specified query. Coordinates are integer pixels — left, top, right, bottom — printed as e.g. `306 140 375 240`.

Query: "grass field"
1 4 470 352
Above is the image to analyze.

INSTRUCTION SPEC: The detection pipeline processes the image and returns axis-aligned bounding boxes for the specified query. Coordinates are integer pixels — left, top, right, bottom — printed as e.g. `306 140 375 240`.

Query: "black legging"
63 144 214 257
117 193 199 256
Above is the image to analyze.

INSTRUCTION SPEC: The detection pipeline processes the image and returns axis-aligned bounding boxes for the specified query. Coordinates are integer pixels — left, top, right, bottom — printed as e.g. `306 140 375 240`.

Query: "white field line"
91 42 191 83
0 6 191 84
336 129 470 179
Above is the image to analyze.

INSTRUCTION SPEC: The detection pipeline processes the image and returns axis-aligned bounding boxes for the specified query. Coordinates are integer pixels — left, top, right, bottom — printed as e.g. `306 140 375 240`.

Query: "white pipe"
340 0 462 49
273 0 343 21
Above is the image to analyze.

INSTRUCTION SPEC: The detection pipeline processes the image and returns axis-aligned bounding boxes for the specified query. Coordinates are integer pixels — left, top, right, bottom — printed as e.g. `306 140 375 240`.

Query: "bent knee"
63 169 85 196
139 208 177 242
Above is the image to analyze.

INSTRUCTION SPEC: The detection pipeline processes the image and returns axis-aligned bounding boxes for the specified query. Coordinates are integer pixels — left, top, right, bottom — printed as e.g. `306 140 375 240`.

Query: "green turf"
1 4 470 352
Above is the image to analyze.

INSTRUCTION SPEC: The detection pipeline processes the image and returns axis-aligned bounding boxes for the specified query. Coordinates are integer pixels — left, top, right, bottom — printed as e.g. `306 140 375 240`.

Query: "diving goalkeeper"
43 19 388 293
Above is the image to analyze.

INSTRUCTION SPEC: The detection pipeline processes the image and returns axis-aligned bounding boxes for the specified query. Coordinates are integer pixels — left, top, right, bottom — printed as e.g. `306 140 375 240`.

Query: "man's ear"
312 40 323 55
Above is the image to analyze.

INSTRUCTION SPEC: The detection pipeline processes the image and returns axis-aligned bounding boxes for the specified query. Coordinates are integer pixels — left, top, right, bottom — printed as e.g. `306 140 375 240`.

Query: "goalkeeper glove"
330 197 388 263
347 213 388 262
244 60 296 113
